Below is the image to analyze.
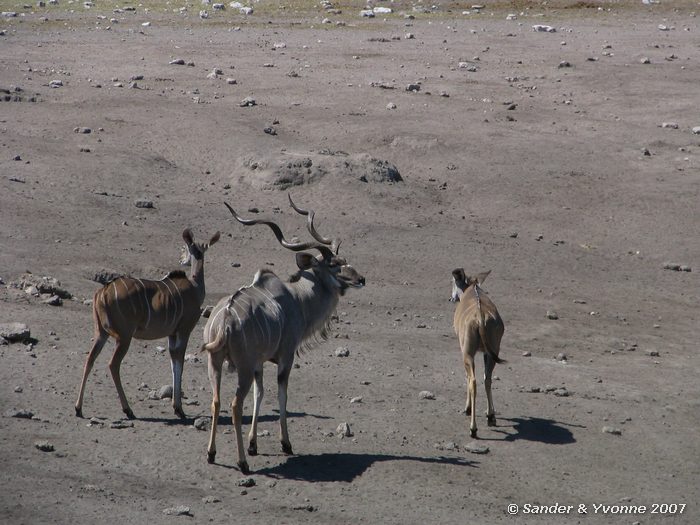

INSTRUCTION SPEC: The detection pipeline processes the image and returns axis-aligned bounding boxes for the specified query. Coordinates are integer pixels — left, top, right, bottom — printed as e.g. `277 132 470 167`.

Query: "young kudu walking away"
201 197 365 474
450 269 505 438
75 229 220 420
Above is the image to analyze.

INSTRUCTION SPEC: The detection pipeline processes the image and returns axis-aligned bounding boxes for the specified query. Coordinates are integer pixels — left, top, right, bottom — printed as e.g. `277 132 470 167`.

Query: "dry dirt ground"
1 1 699 524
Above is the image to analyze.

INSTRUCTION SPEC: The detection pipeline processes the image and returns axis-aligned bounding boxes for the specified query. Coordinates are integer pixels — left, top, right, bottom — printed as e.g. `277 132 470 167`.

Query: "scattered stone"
74 127 92 134
88 417 105 427
134 199 154 209
556 352 567 362
663 262 691 272
42 295 63 306
162 506 191 516
240 6 253 15
238 477 256 488
647 350 660 357
386 102 397 110
202 495 221 503
206 68 223 79
158 385 173 399
226 78 237 85
350 396 363 404
692 126 700 135
110 420 134 429
5 408 34 419
292 504 317 512
640 57 651 64
602 426 622 436
405 83 421 92
0 323 31 343
35 441 55 452
264 127 277 136
14 386 23 393
92 270 121 285
213 3 225 10
522 351 531 357
526 386 541 393
193 417 209 431
661 122 679 129
334 346 350 357
464 442 489 454
546 311 559 320
49 80 63 88
240 96 256 107
169 58 186 65
418 390 435 400
336 422 353 437
558 61 572 68
642 148 651 156
360 9 375 18
553 387 570 397
199 9 209 18
533 24 556 33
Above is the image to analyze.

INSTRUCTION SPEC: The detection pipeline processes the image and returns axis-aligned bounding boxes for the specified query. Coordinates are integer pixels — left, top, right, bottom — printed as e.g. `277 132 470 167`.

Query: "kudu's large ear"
208 231 221 247
183 228 195 246
295 252 317 270
474 270 491 285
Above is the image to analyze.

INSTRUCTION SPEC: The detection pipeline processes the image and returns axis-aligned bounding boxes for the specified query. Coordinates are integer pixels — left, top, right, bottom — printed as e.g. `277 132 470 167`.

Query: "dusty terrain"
1 1 699 523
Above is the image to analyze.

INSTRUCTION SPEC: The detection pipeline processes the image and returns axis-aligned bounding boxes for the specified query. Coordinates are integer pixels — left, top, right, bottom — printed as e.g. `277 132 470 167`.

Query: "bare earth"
1 1 699 524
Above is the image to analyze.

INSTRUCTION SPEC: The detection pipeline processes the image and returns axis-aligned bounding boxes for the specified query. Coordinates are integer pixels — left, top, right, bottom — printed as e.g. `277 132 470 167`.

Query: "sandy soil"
1 1 699 523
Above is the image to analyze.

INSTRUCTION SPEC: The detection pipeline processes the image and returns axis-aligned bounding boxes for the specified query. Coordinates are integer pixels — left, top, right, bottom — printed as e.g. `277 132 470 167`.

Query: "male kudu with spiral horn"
201 196 364 474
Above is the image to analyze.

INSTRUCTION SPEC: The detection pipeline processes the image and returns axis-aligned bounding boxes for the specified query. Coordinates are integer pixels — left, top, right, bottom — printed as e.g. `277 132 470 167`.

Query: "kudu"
75 228 220 420
450 269 505 438
201 196 365 474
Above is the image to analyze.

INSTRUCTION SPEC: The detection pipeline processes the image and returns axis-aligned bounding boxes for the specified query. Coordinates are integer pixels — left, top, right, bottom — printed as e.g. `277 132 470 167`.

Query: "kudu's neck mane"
288 270 340 345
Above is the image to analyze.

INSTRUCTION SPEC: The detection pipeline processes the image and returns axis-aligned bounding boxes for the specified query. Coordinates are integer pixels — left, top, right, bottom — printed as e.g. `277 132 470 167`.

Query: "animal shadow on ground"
255 453 476 482
487 416 579 445
140 409 329 427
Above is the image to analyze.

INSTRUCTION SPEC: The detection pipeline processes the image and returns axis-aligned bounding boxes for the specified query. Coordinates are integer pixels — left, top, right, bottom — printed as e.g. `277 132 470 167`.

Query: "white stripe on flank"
112 281 124 321
136 279 151 330
229 302 247 349
164 279 179 329
121 277 138 314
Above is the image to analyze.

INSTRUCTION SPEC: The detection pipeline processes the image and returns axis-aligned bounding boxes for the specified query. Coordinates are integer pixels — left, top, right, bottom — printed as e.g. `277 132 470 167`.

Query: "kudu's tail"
199 328 226 355
478 319 505 364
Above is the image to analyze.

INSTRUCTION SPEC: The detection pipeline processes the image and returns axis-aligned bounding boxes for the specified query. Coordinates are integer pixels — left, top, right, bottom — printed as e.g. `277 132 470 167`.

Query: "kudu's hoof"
487 415 497 427
75 406 83 418
281 442 294 455
207 451 216 464
470 428 478 439
248 443 258 456
124 408 136 420
238 461 251 475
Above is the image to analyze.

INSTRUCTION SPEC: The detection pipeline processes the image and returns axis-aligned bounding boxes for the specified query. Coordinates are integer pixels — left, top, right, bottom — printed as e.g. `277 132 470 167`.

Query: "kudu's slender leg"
277 364 294 455
168 333 188 419
463 350 478 438
483 353 497 426
232 371 254 474
206 351 225 464
108 335 135 419
247 369 264 456
75 328 109 418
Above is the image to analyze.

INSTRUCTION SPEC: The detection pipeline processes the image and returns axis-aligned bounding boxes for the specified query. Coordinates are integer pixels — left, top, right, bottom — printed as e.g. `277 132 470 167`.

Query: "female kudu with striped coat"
75 228 219 420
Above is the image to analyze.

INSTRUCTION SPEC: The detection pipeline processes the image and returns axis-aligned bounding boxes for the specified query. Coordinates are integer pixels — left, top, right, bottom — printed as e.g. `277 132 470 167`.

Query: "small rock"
193 417 209 431
558 61 571 68
35 441 55 452
556 352 567 361
240 96 256 107
42 295 63 306
264 127 277 136
533 24 556 33
162 506 191 516
202 495 221 503
169 58 186 65
334 347 350 357
226 78 237 85
5 408 34 419
238 477 256 487
546 311 559 320
49 79 63 88
14 386 23 393
553 388 570 397
522 351 531 357
134 199 154 209
292 504 317 512
661 122 679 129
386 102 397 110
110 420 134 429
336 422 353 437
692 126 700 135
418 390 435 400
74 127 92 134
602 426 622 436
350 396 363 404
0 323 31 343
464 442 489 454
647 350 660 357
201 305 214 318
158 385 173 399
640 57 651 64
405 83 421 92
